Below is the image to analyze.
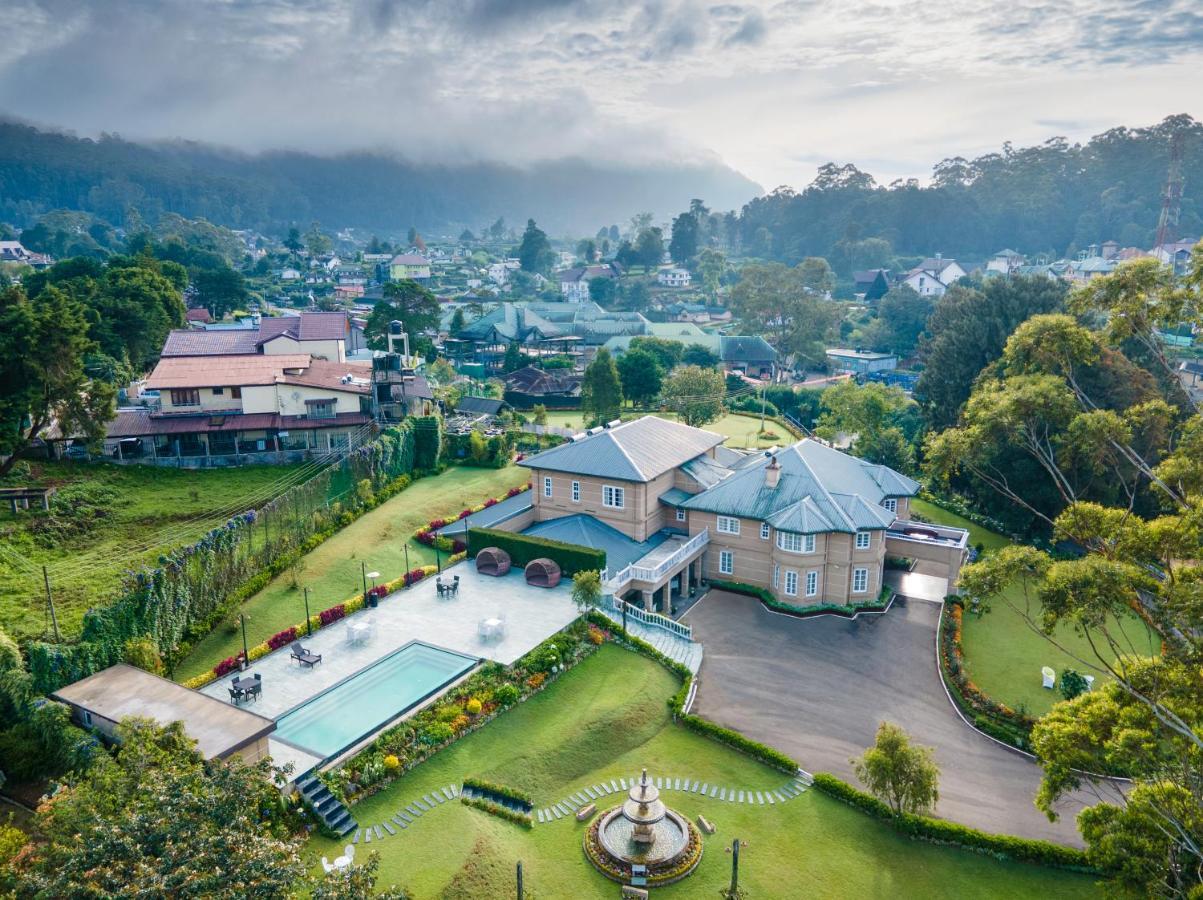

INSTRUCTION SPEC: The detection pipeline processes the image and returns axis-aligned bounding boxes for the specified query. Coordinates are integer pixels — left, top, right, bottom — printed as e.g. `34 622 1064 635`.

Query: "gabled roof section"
681 438 916 533
720 335 777 362
519 415 723 482
259 311 350 342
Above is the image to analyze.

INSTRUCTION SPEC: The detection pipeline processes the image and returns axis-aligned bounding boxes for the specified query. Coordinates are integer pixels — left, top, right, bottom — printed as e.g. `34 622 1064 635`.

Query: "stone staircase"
296 771 357 838
600 609 703 673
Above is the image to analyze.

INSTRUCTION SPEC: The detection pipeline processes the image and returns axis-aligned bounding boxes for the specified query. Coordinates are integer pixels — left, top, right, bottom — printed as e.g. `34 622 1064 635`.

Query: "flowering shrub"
495 683 520 706
383 754 401 770
525 672 546 690
420 722 454 745
319 604 347 626
450 713 471 732
587 625 606 645
452 539 467 554
465 698 482 715
266 627 298 650
459 509 472 519
214 654 243 677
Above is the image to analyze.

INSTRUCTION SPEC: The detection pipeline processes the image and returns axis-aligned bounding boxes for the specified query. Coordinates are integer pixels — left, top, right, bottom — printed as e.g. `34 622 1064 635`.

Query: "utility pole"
759 382 767 433
43 565 60 641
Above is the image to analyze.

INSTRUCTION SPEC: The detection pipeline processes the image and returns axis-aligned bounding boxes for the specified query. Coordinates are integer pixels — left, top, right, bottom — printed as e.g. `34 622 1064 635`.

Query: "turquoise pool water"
273 642 476 758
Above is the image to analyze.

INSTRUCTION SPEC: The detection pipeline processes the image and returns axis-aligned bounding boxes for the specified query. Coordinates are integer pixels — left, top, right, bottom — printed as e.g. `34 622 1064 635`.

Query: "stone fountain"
584 769 702 887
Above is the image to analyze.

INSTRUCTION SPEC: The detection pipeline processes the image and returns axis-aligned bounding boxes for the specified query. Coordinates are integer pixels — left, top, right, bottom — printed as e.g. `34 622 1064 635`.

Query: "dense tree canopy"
580 348 623 425
366 279 440 350
937 249 1203 896
729 262 841 368
662 364 725 427
517 219 555 274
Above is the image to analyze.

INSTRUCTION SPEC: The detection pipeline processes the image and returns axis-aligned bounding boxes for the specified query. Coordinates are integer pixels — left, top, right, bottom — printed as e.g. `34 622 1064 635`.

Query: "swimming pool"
273 641 477 759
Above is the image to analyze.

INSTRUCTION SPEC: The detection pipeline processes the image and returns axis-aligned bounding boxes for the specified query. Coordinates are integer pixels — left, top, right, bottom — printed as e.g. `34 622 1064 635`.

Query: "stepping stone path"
353 773 817 838
533 773 812 827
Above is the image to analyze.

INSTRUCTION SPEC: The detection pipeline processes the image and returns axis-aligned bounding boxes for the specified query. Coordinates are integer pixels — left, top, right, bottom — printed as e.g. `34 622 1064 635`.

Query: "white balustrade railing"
601 528 709 594
609 595 693 640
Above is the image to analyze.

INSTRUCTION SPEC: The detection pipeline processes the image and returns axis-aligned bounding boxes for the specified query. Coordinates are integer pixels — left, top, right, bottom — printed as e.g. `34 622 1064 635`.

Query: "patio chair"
228 686 244 704
246 674 262 701
291 644 323 668
1041 666 1055 689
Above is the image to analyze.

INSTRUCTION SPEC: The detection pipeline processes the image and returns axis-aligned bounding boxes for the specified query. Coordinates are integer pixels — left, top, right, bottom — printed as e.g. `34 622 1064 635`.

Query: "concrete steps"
599 608 703 674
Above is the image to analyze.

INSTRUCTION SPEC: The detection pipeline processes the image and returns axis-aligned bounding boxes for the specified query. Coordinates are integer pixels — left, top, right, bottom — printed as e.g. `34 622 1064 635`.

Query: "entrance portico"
606 529 709 614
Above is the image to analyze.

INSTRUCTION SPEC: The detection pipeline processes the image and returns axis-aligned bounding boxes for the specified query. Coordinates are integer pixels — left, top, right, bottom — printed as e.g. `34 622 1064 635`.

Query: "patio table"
346 620 372 645
478 617 504 641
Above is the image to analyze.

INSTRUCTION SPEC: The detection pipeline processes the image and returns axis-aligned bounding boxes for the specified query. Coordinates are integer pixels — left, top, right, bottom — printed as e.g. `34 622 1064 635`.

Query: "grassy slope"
175 465 530 679
308 646 1100 899
0 460 300 639
910 498 1159 716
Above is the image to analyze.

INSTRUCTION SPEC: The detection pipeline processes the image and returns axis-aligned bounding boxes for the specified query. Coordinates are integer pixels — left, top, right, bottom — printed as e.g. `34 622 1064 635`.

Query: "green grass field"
0 460 301 640
536 411 785 449
910 498 1159 716
175 464 530 679
308 646 1100 899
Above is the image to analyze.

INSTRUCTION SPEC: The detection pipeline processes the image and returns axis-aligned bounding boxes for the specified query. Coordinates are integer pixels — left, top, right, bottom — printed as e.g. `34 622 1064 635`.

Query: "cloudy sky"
1 0 1201 190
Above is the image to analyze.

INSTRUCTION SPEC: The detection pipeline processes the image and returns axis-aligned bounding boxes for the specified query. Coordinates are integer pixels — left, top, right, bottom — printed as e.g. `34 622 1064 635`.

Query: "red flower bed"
319 604 347 626
403 567 428 586
267 627 298 650
483 498 497 508
459 509 472 519
368 584 389 599
215 654 244 677
452 539 466 554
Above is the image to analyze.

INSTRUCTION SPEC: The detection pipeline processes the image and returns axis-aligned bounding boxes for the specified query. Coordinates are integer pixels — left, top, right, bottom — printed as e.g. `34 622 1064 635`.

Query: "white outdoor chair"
1041 666 1056 689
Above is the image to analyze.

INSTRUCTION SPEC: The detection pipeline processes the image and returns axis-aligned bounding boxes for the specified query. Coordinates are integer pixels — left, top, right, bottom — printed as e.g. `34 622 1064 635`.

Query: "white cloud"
0 0 1199 189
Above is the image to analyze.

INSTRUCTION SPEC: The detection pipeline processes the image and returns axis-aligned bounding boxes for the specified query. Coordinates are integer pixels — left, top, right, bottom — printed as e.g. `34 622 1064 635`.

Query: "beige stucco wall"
262 337 345 362
159 386 245 414
692 511 886 607
231 735 271 764
530 471 658 540
241 383 364 417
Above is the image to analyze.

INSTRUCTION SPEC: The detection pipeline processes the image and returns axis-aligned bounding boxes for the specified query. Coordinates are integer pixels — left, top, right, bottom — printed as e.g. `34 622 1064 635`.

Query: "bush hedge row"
811 773 1095 872
467 526 605 576
462 777 533 808
461 795 533 828
709 579 891 619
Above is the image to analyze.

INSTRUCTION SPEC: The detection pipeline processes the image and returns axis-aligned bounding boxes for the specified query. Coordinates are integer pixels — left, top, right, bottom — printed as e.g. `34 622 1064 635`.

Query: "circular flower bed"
583 808 704 888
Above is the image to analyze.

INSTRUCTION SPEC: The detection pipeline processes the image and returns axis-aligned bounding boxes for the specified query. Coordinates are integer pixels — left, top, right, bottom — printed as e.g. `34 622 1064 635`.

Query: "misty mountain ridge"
0 119 762 237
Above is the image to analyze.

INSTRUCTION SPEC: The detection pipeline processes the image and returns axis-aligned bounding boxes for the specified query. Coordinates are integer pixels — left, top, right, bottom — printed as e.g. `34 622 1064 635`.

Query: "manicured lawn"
0 460 301 639
536 411 784 449
308 646 1100 898
911 499 1159 716
175 465 530 680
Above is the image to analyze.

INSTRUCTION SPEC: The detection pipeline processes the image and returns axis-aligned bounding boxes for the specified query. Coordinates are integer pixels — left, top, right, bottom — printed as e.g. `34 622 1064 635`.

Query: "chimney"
765 454 781 489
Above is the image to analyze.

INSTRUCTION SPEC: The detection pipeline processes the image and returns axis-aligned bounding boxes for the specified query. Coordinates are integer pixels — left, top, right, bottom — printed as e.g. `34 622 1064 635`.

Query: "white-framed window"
882 498 897 513
603 485 625 509
777 532 816 553
772 565 780 588
81 709 92 727
676 508 686 522
760 522 770 540
719 550 733 575
717 515 740 535
856 530 871 550
571 480 580 502
805 570 819 597
784 570 798 596
853 567 869 593
544 476 553 498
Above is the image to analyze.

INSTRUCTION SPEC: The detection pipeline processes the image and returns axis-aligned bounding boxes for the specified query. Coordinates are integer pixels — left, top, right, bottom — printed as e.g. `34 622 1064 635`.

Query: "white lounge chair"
1041 666 1055 689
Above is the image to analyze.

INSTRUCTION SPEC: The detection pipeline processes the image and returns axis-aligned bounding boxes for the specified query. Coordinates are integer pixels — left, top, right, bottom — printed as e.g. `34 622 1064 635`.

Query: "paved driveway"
686 589 1112 845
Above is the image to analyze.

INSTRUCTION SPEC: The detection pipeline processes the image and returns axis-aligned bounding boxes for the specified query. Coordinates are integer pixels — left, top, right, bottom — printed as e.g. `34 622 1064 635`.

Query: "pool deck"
197 562 580 723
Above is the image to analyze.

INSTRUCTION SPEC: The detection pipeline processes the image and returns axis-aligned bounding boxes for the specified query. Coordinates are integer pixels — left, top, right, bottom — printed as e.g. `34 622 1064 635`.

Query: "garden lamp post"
516 861 523 899
361 561 368 597
435 544 441 573
366 571 381 607
240 614 249 670
726 838 747 896
403 543 410 574
304 587 311 636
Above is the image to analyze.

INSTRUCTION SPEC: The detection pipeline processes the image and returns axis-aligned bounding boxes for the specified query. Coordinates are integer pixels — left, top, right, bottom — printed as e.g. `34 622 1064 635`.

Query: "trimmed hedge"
468 526 605 576
710 579 892 618
811 773 1095 872
587 611 799 774
462 777 533 808
461 795 533 828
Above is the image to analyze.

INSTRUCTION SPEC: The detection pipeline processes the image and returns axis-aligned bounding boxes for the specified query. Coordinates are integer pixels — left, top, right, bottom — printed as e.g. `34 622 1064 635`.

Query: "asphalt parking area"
685 589 1109 845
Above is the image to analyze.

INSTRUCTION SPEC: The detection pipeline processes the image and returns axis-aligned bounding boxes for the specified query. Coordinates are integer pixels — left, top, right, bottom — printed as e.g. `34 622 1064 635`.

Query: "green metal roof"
681 439 916 533
518 415 723 482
